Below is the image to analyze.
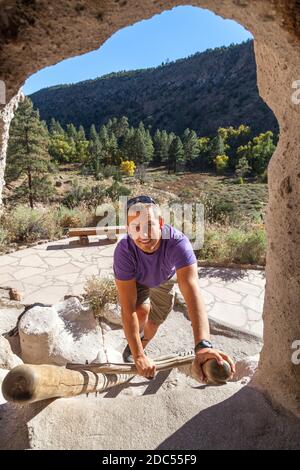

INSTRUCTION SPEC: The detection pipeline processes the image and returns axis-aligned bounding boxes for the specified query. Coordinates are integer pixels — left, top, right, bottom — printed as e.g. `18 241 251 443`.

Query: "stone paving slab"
0 236 265 335
175 267 265 337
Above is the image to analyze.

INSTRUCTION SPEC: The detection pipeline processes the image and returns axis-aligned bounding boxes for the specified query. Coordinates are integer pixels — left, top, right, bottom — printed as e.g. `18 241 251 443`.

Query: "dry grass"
2 205 60 243
195 222 266 265
83 275 118 318
147 171 267 222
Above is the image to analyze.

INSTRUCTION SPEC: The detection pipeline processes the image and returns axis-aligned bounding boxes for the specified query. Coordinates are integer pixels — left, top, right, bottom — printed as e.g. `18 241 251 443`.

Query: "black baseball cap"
126 195 157 212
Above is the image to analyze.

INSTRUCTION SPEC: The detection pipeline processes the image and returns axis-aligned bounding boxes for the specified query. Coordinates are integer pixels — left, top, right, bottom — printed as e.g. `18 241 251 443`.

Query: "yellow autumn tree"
120 160 136 176
214 154 229 174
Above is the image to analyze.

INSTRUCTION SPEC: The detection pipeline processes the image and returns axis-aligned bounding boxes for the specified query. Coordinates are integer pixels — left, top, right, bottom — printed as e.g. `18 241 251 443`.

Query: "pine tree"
130 124 153 165
145 128 154 162
195 137 211 171
162 132 175 173
49 118 64 136
106 118 114 136
182 128 199 169
120 127 135 161
153 129 162 165
89 124 98 141
66 123 78 140
153 129 170 166
162 130 172 163
87 124 103 177
99 124 110 149
74 125 89 163
97 125 119 166
6 97 55 208
117 116 129 138
108 132 120 165
77 125 86 140
130 128 145 164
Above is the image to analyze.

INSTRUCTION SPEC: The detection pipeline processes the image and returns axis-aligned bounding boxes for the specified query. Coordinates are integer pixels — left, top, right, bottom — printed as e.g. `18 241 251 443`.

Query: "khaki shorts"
135 275 176 325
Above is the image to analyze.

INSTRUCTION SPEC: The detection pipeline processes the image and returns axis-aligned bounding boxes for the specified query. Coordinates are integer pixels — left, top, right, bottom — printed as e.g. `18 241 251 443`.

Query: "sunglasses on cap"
126 195 157 212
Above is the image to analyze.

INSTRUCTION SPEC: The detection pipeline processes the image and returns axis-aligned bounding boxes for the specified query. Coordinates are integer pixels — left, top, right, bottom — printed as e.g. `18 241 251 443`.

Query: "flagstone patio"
0 235 265 336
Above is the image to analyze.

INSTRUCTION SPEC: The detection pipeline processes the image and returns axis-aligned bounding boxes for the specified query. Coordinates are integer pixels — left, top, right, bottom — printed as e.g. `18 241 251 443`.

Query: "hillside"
29 40 278 137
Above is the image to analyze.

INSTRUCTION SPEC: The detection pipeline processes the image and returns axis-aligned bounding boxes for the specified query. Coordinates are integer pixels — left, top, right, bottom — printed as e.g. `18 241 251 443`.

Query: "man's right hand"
134 354 156 379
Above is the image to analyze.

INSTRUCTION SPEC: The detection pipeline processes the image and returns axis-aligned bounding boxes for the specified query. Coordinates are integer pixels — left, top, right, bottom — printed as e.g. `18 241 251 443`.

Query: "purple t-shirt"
113 224 197 288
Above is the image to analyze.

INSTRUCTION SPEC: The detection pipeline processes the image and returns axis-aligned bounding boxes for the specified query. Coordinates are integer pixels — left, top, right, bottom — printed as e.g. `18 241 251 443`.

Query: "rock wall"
0 90 23 209
0 0 300 415
253 41 300 416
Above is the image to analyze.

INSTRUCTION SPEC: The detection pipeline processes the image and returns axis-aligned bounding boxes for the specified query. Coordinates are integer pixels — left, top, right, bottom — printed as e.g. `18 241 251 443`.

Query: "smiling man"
113 195 235 381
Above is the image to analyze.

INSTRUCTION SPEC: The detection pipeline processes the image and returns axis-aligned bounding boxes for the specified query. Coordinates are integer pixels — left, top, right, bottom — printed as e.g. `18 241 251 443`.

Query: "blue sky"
23 5 252 95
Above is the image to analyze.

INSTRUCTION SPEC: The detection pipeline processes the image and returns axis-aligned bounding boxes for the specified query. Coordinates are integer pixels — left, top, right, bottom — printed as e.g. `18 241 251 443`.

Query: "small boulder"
98 303 122 326
18 297 105 365
9 288 21 301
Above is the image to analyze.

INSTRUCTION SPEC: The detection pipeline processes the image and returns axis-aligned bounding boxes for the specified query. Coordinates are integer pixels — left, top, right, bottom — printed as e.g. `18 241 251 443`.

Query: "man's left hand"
192 348 236 383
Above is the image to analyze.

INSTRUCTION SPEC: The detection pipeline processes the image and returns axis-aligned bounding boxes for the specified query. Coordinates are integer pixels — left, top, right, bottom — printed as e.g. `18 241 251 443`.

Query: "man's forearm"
183 283 210 345
122 309 144 359
177 265 211 346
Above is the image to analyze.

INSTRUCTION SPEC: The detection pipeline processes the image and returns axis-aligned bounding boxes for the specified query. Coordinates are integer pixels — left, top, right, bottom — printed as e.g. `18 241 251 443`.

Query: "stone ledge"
1 382 299 450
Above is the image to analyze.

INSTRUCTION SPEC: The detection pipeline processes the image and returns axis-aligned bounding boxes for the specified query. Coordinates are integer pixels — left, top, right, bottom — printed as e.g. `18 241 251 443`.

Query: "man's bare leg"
142 319 160 347
136 303 150 333
136 304 160 348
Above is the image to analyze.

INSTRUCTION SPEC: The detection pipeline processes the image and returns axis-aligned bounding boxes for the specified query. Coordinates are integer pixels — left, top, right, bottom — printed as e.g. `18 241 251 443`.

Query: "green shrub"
61 180 87 208
178 188 194 200
62 180 105 209
105 182 131 201
80 165 92 177
197 227 226 261
95 172 104 181
101 165 121 180
55 206 91 229
112 170 123 183
204 198 235 223
225 227 266 265
196 224 266 265
84 184 106 208
16 177 56 204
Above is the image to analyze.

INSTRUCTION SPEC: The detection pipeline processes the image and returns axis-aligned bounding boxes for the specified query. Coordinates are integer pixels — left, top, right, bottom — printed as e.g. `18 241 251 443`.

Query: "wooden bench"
68 226 127 245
